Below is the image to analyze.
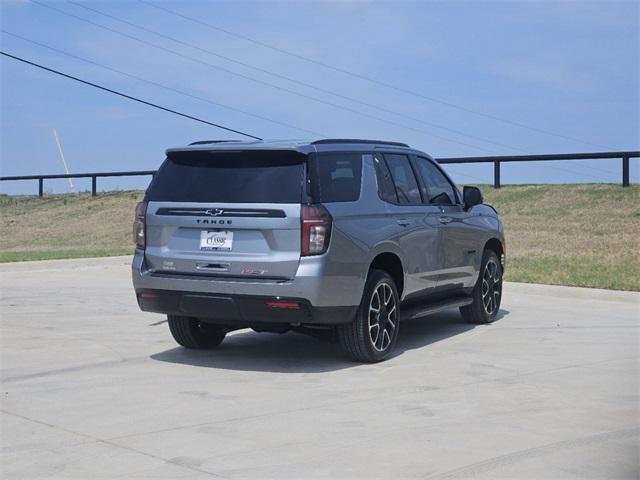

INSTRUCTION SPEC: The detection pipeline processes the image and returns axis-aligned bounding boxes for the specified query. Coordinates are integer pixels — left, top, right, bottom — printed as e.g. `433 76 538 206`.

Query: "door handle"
396 219 411 227
439 216 453 224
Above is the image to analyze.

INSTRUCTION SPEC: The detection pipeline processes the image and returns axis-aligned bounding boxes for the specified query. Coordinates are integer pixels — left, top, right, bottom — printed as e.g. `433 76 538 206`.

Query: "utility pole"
53 128 74 190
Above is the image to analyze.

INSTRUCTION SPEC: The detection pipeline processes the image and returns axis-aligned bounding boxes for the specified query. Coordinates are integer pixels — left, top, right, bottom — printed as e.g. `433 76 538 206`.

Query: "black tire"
167 315 226 349
460 250 503 324
337 269 400 362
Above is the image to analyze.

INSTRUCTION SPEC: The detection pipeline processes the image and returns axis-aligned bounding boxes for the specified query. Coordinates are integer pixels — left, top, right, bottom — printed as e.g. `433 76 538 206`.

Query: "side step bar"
401 296 473 321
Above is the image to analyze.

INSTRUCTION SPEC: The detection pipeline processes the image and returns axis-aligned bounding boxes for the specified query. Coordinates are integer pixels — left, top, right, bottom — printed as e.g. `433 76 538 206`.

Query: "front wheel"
167 315 226 349
337 269 400 362
460 250 503 324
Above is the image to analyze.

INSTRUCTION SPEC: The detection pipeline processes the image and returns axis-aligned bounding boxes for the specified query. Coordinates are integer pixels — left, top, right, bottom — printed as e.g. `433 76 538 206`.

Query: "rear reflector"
139 292 158 299
265 300 300 309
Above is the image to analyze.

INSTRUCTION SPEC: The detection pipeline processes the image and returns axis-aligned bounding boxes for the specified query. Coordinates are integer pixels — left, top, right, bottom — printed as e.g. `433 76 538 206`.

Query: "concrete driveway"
1 256 638 479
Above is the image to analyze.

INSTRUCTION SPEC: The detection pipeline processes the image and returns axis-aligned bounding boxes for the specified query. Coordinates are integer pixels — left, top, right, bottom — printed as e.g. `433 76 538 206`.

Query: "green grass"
507 255 640 291
0 248 133 263
1 185 638 291
480 184 639 291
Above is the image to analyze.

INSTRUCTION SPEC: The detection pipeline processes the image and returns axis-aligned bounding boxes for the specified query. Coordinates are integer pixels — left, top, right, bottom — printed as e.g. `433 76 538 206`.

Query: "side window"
373 153 398 203
314 153 363 202
414 157 457 205
384 154 422 204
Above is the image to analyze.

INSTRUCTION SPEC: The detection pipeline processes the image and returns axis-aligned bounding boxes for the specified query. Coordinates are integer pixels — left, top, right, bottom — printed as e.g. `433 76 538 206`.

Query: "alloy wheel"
368 283 397 351
481 259 502 316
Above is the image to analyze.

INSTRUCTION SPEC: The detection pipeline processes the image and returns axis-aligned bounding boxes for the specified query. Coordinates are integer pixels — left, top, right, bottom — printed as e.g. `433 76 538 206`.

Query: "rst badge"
241 267 267 276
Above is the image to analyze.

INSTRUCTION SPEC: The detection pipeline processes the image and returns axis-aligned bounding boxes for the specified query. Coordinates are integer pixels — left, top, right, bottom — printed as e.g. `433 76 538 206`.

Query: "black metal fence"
1 151 638 196
0 170 156 197
437 151 638 188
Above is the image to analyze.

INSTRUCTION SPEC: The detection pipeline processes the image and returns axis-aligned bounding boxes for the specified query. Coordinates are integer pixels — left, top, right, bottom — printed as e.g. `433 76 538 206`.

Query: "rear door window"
413 157 458 205
384 154 422 204
313 153 363 202
146 150 305 203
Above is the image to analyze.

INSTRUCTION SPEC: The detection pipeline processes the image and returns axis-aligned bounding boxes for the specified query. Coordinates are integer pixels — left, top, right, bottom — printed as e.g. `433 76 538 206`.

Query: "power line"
1 30 326 138
542 158 618 176
139 0 612 151
31 0 498 153
68 0 521 154
0 51 263 140
446 161 618 184
0 50 621 185
59 1 619 180
529 161 618 183
442 168 487 183
9 4 622 184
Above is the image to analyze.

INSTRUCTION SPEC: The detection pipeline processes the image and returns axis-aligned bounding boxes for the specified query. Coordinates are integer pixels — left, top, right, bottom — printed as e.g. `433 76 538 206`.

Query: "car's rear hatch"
143 149 306 280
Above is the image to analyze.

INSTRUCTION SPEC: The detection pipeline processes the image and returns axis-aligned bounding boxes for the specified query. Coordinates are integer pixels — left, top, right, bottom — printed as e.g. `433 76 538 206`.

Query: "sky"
1 0 638 194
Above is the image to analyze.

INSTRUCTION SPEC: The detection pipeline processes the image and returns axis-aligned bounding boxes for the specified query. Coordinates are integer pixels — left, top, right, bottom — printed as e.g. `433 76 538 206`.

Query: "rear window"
312 153 362 202
146 150 305 203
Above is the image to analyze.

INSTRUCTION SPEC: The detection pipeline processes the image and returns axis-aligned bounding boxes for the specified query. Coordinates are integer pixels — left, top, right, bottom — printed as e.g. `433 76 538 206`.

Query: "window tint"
146 150 304 203
314 153 362 202
373 153 398 203
384 154 422 204
414 157 457 205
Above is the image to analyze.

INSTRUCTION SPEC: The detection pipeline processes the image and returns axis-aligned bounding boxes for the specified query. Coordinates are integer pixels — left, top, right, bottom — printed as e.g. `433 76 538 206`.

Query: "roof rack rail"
311 138 410 148
188 140 246 146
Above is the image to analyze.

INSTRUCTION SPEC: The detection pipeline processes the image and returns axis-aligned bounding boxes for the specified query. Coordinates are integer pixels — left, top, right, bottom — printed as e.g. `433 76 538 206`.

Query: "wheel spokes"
368 282 397 352
383 284 392 306
371 290 381 310
382 329 391 349
481 259 501 316
369 323 380 344
482 279 490 296
387 304 396 317
483 293 491 310
376 327 385 349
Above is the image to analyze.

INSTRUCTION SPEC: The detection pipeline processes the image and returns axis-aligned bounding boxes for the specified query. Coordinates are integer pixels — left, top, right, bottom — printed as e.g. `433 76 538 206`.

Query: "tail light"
133 201 147 249
301 204 332 256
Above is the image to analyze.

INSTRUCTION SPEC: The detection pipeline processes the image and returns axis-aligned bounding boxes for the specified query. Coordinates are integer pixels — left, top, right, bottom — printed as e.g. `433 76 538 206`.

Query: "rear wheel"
460 250 502 324
167 315 226 349
337 269 400 362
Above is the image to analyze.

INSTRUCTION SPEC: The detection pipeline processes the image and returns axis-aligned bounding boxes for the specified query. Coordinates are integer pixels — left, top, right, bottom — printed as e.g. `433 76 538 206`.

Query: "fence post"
38 178 43 197
622 156 629 187
493 160 501 189
91 176 97 196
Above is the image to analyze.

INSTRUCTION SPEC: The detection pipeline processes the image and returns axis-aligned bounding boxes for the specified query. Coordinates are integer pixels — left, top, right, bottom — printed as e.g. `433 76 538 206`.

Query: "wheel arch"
483 237 505 270
369 252 404 298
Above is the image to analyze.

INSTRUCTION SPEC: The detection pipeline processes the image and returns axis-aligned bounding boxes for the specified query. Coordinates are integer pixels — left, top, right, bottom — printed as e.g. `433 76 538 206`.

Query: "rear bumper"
131 250 361 324
135 288 356 325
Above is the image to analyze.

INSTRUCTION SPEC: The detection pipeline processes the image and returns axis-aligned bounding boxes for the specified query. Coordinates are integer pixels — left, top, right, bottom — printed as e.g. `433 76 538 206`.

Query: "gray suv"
132 139 505 362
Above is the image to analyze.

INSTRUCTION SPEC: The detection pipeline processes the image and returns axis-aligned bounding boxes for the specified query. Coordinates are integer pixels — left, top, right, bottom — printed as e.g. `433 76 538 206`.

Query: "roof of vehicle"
166 138 429 157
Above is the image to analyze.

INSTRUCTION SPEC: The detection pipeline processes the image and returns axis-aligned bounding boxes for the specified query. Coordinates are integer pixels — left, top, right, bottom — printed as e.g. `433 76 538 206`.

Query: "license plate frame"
200 230 233 251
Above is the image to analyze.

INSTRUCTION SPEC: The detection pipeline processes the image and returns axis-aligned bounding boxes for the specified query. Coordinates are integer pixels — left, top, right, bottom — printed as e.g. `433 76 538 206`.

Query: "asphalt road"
1 256 638 479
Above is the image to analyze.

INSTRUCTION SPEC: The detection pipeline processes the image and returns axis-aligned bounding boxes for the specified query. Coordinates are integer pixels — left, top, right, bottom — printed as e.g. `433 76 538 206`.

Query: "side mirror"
463 186 483 211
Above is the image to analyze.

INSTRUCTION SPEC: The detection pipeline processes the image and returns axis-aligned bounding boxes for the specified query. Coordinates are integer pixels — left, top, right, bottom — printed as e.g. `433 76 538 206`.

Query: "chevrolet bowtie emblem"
204 209 224 216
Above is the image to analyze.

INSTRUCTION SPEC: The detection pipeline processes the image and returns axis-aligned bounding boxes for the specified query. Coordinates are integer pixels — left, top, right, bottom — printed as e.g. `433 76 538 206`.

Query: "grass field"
1 184 638 290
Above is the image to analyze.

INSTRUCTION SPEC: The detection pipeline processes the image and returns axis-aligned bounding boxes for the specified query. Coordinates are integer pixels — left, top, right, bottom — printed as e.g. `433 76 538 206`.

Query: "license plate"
200 230 233 251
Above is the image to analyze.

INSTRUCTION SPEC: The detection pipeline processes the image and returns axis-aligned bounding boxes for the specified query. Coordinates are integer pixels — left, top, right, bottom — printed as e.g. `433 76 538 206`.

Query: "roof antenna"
52 128 74 191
